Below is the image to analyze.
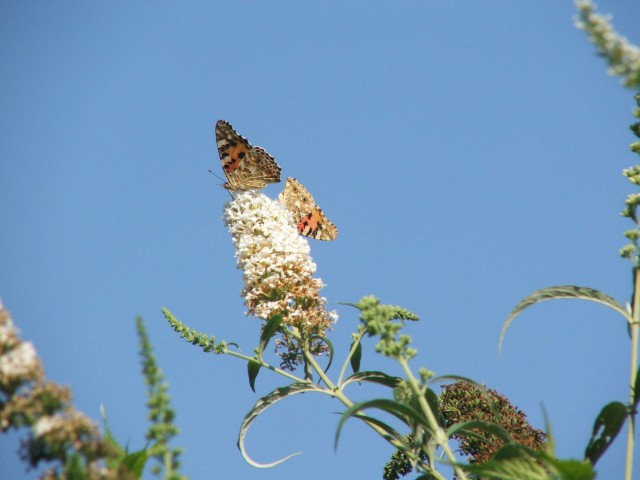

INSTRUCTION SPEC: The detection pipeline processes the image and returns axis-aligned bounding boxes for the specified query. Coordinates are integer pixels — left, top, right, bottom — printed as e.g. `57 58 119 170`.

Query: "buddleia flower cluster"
0 300 119 478
223 191 338 369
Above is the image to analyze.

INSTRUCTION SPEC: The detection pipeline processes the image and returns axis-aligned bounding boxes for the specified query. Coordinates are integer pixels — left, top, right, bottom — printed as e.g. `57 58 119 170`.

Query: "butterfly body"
279 178 338 241
216 120 281 191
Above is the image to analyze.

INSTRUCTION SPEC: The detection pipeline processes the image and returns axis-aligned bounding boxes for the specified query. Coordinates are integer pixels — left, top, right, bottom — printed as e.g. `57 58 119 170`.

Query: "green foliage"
246 313 286 389
119 449 149 478
4 3 640 480
258 314 284 356
620 89 640 264
136 317 186 480
162 308 228 354
342 371 402 389
383 434 427 480
347 296 420 360
633 365 640 411
238 383 322 468
461 444 597 480
500 285 631 355
496 35 640 474
349 337 362 373
247 359 261 392
336 398 430 449
584 402 628 466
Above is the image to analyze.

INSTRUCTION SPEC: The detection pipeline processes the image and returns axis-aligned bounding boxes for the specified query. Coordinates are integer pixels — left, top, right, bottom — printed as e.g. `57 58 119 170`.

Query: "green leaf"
349 412 403 442
247 359 261 392
546 457 597 480
100 405 125 470
633 365 640 411
310 334 334 374
584 401 628 465
258 314 284 356
425 388 444 428
447 420 514 445
335 399 429 449
350 340 362 374
238 382 323 468
462 458 547 480
462 446 549 480
430 374 481 386
119 449 149 478
337 301 359 308
541 404 556 454
500 286 630 356
342 371 402 389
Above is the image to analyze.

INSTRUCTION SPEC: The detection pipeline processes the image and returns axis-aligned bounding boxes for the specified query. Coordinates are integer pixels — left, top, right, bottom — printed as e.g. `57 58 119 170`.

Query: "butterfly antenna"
208 169 235 200
208 169 225 183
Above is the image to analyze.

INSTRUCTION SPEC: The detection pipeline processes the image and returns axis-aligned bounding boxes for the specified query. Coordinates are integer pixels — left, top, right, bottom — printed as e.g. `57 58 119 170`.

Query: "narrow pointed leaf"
238 382 322 468
119 449 148 477
335 399 429 449
337 301 359 308
544 456 596 480
447 420 514 444
633 365 640 411
462 445 550 480
500 286 630 355
100 406 127 471
247 359 261 392
342 371 402 389
350 340 362 374
462 457 549 480
323 336 334 373
584 401 628 465
310 334 334 374
349 412 403 442
259 314 283 356
430 374 481 386
425 388 444 428
541 405 556 454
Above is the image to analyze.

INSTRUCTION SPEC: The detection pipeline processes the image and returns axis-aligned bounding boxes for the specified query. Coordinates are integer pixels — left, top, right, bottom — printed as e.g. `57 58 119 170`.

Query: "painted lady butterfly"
216 120 282 191
279 177 338 241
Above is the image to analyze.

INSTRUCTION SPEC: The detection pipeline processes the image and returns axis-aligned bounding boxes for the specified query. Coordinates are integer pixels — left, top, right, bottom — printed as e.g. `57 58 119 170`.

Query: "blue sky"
1 1 640 478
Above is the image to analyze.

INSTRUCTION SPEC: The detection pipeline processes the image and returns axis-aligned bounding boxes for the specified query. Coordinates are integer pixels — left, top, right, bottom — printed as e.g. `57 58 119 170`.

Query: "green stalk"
625 267 639 480
336 328 367 387
399 358 469 480
224 349 305 384
302 350 447 480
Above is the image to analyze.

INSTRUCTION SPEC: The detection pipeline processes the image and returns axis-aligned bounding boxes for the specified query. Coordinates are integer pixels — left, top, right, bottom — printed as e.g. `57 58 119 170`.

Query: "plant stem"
302 350 447 480
337 328 367 387
399 357 469 480
224 349 305 384
625 267 639 480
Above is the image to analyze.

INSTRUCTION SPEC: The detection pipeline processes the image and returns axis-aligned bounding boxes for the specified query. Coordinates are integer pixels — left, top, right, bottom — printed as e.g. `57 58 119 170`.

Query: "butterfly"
215 120 282 191
278 177 338 241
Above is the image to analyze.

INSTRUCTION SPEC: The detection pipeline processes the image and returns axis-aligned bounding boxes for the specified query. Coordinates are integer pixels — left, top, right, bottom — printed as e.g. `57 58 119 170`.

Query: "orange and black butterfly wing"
278 177 338 241
215 120 281 191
